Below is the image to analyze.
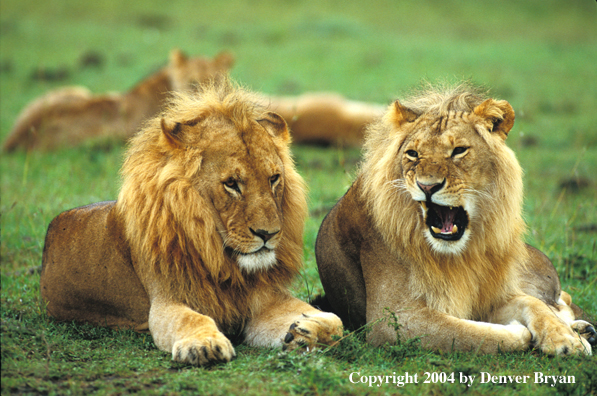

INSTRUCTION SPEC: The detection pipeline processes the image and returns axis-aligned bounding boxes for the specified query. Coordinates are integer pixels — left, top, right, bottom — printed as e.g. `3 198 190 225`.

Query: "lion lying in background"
4 47 384 151
40 78 343 365
315 83 595 355
268 93 385 147
3 49 234 152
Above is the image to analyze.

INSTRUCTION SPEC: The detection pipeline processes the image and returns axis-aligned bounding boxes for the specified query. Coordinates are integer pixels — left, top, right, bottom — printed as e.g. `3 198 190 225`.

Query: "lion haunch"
315 83 594 356
40 78 343 365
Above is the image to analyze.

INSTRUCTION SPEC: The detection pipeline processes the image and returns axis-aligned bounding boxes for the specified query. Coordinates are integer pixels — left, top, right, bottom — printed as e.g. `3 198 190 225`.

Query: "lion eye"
270 174 280 186
223 178 241 193
452 147 468 157
405 150 418 159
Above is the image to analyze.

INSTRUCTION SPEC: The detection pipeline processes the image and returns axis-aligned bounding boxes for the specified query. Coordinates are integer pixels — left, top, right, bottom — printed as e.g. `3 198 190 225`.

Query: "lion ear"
161 118 184 147
388 100 419 129
473 99 515 140
169 49 187 68
214 51 235 70
257 112 290 142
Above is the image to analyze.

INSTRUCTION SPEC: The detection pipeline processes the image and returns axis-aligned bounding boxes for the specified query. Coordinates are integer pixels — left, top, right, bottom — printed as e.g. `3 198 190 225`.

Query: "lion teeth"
450 206 453 210
431 225 459 235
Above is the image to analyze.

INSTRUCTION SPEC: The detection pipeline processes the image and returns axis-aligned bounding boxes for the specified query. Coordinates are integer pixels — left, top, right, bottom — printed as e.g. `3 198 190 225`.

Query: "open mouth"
420 200 468 241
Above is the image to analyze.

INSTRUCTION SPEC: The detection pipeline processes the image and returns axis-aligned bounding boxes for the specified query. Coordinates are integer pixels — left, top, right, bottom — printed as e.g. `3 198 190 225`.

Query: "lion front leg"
369 306 532 354
148 299 236 366
244 291 343 351
491 295 592 356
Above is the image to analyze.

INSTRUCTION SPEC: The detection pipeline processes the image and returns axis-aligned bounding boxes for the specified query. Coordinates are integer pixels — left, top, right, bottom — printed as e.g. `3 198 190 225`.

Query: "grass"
1 0 596 394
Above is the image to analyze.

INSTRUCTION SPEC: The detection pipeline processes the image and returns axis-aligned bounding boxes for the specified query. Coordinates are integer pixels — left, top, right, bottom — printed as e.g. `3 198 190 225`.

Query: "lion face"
400 114 494 254
157 109 291 273
381 99 518 256
200 119 286 272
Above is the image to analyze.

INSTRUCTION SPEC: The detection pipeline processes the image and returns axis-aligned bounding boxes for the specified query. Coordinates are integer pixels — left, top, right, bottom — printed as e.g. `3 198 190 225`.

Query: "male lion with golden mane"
315 83 595 355
3 49 234 152
40 78 343 365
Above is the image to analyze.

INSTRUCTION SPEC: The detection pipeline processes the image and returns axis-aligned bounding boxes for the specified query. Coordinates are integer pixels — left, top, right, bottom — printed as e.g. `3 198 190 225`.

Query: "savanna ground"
1 0 596 395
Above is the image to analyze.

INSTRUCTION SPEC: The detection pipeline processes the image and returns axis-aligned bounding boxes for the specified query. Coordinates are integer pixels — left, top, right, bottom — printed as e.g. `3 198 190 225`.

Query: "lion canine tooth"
431 226 441 234
450 206 453 210
420 201 427 210
452 225 458 234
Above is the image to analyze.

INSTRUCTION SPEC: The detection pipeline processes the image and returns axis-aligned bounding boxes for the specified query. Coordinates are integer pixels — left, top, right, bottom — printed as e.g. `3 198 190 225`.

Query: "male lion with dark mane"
40 78 343 365
315 83 595 355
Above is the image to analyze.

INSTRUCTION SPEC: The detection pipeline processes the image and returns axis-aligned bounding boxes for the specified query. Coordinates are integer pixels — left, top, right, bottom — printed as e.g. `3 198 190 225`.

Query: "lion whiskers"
462 187 495 219
388 179 410 195
219 231 232 250
463 187 495 203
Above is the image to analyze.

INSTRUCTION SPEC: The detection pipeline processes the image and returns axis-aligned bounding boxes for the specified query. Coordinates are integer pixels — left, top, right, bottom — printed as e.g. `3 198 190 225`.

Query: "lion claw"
282 312 343 352
580 324 596 346
172 334 236 366
284 332 294 343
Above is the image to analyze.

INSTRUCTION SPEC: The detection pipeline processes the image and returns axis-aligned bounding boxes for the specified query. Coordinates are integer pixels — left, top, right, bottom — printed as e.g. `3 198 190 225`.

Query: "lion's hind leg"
40 202 150 329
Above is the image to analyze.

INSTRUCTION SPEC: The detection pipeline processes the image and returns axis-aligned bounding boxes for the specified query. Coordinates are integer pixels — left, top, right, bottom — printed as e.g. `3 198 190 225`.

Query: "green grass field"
1 0 596 395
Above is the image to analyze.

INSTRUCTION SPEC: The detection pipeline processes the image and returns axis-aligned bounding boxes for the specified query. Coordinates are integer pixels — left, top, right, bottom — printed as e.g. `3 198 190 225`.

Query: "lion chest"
408 257 508 320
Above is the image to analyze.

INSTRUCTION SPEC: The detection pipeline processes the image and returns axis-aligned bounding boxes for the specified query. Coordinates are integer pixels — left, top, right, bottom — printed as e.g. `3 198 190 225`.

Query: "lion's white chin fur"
236 249 277 273
424 229 471 255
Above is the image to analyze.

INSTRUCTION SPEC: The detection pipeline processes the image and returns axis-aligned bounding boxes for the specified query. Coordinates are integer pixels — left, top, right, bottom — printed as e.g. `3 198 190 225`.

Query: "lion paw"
571 320 596 347
282 312 343 352
172 332 236 366
534 325 592 356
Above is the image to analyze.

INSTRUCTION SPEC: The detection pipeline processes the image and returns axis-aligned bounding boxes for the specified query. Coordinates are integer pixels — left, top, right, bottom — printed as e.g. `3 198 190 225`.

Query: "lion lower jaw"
424 228 471 256
236 249 277 273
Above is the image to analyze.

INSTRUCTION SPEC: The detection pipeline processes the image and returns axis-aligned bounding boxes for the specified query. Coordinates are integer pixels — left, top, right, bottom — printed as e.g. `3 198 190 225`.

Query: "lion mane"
116 79 307 332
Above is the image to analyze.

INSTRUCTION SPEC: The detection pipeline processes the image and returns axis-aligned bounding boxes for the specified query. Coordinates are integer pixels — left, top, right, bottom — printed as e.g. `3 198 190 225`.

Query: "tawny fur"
40 78 343 365
316 83 594 355
3 49 234 152
267 93 385 146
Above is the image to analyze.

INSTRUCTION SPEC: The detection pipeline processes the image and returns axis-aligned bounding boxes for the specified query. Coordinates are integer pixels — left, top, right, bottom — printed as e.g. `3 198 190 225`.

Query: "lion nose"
250 228 279 242
417 179 445 196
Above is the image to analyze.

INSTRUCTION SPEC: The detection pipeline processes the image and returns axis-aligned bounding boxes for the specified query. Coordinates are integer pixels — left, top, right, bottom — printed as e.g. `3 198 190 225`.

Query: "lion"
40 78 343 365
267 93 385 147
3 49 234 152
315 83 595 355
